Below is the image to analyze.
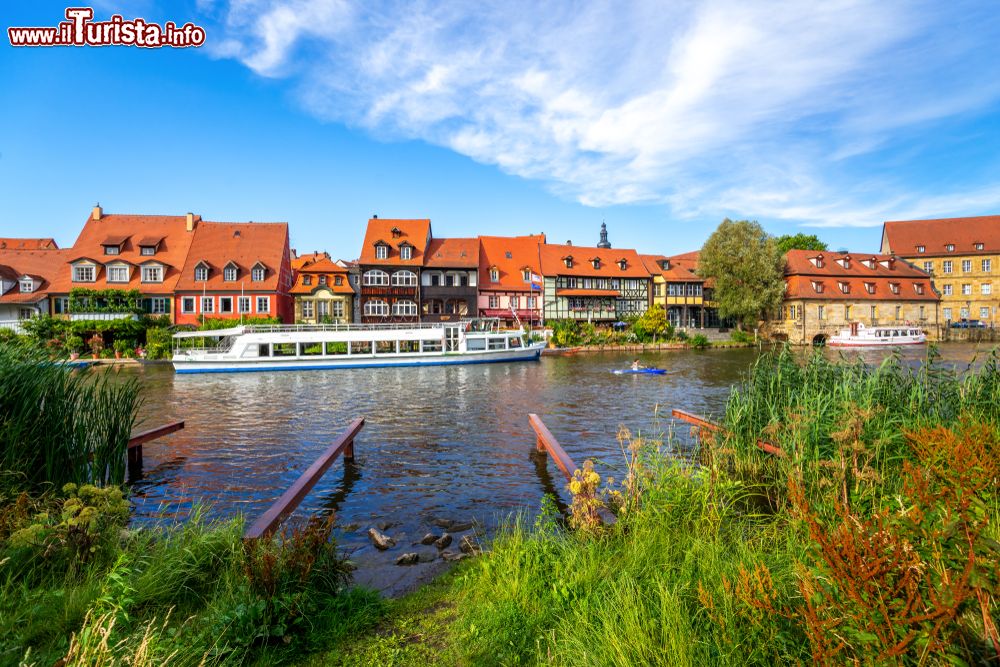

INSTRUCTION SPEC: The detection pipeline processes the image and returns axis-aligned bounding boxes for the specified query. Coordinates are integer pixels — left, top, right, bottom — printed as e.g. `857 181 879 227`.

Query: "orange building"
289 251 354 323
0 246 68 329
357 218 430 323
477 234 546 327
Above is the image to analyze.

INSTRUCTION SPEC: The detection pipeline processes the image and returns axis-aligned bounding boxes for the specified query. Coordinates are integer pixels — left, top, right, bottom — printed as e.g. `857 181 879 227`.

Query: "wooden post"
671 409 783 458
127 420 185 475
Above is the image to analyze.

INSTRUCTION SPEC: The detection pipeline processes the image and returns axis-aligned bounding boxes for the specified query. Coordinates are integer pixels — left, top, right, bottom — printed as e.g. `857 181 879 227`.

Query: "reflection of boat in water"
828 322 926 347
612 368 668 375
171 319 544 374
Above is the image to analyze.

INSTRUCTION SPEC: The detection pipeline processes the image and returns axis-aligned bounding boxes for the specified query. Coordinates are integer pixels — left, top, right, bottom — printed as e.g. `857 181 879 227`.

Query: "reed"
0 341 141 492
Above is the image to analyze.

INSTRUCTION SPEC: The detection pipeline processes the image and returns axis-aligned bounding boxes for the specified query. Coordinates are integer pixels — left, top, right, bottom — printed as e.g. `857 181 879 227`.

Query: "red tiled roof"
291 251 331 271
289 257 353 295
424 238 479 268
785 275 937 301
784 249 927 278
478 234 546 291
882 215 1000 257
359 219 431 266
0 238 58 250
51 213 200 294
175 222 289 292
539 244 648 279
639 254 702 282
0 249 70 303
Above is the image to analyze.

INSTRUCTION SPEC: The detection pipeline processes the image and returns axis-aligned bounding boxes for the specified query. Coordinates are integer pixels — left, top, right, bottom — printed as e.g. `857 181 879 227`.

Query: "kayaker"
631 359 642 371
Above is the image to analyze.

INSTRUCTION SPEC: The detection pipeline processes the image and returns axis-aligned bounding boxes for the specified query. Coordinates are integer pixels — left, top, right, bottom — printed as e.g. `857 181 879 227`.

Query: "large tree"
698 219 785 329
774 232 828 254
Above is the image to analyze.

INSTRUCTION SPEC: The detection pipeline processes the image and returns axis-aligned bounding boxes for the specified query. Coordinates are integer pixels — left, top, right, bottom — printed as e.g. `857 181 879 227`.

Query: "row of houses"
1 207 998 343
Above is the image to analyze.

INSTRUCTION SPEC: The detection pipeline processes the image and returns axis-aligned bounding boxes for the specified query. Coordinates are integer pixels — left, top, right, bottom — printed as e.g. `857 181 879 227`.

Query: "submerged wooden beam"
127 420 185 468
671 409 784 458
244 417 365 541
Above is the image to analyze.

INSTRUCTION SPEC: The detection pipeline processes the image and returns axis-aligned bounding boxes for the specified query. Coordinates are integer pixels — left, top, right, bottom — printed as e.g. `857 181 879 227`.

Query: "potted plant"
113 339 131 360
88 333 104 360
65 334 84 360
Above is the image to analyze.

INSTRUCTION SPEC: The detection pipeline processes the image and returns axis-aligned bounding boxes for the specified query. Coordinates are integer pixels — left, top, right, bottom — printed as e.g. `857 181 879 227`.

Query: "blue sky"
2 1 999 258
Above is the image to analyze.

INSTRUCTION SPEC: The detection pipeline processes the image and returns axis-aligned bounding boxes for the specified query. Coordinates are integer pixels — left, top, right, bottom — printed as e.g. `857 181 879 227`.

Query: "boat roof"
173 326 245 339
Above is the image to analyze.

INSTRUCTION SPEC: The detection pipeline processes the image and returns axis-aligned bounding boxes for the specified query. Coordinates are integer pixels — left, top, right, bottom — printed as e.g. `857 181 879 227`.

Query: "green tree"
698 219 785 330
774 233 827 254
631 304 672 342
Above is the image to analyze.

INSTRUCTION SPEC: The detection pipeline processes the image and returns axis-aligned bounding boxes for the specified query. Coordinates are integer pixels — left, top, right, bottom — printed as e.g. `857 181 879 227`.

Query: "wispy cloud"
203 0 1000 226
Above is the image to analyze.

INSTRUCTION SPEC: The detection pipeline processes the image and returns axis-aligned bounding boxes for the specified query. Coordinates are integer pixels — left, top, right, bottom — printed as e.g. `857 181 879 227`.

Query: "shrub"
688 333 709 349
730 329 754 344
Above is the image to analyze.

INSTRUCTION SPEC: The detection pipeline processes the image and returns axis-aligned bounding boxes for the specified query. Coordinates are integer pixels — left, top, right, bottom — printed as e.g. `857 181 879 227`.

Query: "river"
123 342 992 593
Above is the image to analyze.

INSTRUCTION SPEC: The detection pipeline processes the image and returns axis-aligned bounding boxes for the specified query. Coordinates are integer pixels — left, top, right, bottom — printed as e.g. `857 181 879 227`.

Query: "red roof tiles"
175 222 290 292
783 250 936 301
0 238 58 250
538 244 648 279
882 215 1000 257
359 219 431 266
289 256 354 295
639 254 701 282
478 234 546 291
0 249 70 303
424 238 479 268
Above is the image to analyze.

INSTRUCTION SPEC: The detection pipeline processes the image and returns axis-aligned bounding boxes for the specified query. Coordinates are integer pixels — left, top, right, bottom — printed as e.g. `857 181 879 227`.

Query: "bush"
687 333 709 349
730 329 754 344
199 316 281 331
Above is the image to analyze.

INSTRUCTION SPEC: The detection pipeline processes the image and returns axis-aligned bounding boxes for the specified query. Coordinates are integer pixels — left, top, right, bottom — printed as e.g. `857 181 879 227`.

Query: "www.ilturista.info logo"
8 7 206 48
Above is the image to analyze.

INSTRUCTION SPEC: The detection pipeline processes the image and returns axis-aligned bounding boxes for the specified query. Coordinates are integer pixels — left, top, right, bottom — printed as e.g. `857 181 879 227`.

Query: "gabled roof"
784 275 937 301
0 238 58 250
424 238 479 268
290 256 353 295
51 213 199 294
291 251 331 271
783 250 936 302
882 215 1000 257
0 248 70 303
478 234 546 291
175 222 289 292
784 249 927 278
539 244 648 279
639 254 702 282
359 219 431 266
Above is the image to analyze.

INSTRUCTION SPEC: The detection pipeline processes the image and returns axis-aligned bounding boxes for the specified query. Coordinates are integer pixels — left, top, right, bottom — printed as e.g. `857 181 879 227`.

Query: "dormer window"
522 268 531 281
879 258 896 270
916 245 925 253
335 275 343 286
104 245 119 256
975 242 984 251
390 227 402 238
141 264 163 283
194 263 209 282
618 259 628 271
319 275 327 286
811 280 824 293
505 251 513 259
862 258 875 269
19 278 33 293
591 258 601 270
812 254 824 268
660 259 670 271
838 281 850 294
223 264 238 282
140 246 155 256
303 275 312 286
836 256 851 269
106 264 129 283
251 264 266 282
72 263 96 283
914 283 924 295
490 267 499 282
375 243 389 260
563 256 574 269
400 244 413 260
946 244 955 252
889 282 900 295
864 282 876 294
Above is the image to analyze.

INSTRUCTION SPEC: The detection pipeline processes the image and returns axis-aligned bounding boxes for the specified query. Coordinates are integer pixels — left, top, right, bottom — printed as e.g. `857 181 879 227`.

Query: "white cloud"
204 0 1000 226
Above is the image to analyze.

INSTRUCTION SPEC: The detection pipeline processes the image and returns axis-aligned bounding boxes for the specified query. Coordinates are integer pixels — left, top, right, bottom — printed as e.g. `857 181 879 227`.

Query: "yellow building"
290 252 354 324
881 215 1000 324
640 252 721 328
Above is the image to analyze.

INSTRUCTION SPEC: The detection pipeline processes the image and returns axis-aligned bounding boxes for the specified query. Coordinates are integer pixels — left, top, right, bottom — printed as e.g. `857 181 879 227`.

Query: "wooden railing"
127 420 185 467
243 417 365 541
528 413 616 525
671 409 784 458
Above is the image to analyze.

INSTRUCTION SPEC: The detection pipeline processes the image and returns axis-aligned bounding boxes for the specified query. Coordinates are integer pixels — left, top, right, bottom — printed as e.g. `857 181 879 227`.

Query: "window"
817 305 825 320
962 284 972 296
943 284 953 296
142 266 163 283
962 260 972 272
618 260 627 271
591 258 601 269
960 307 970 320
922 261 933 273
889 283 900 295
252 267 265 282
317 301 328 319
150 298 168 315
983 283 992 295
195 265 208 281
106 265 128 283
943 307 952 320
73 265 95 282
103 245 119 256
334 275 343 286
365 299 389 316
18 279 33 293
946 244 955 252
564 257 573 268
844 304 851 320
522 269 531 281
363 270 389 286
201 296 214 313
224 266 237 281
303 275 312 286
942 261 953 274
510 295 520 309
392 300 417 316
391 270 417 287
302 301 314 318
895 305 901 320
838 281 850 294
400 245 412 260
182 297 196 313
811 281 824 293
975 243 984 251
238 296 251 313
375 243 389 260
331 301 344 318
54 297 69 314
319 275 327 286
870 305 877 320
983 259 993 272
914 283 924 295
219 297 233 313
864 283 876 294
916 245 925 253
256 296 270 313
488 295 500 308
981 307 990 319
140 246 155 256
490 268 499 282
919 305 925 320
787 304 798 320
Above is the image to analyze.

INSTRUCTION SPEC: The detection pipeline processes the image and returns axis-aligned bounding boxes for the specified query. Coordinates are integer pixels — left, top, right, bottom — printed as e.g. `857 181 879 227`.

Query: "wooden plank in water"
671 409 784 458
244 417 365 541
128 420 185 449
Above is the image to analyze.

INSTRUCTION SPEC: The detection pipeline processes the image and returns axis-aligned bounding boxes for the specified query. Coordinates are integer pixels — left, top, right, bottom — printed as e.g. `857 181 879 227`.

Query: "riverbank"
542 340 759 354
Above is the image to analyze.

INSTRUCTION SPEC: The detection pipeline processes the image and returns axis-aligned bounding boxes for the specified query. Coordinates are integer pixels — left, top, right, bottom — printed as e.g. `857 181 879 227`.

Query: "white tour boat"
171 319 544 373
827 322 926 347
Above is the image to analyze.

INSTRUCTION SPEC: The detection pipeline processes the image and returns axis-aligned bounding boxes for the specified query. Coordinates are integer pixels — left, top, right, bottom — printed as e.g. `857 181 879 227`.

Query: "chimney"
373 214 378 219
566 240 572 246
91 204 103 221
186 212 198 232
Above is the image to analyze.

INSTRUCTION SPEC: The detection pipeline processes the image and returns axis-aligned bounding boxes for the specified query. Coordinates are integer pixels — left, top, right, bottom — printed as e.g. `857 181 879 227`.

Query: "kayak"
612 368 668 375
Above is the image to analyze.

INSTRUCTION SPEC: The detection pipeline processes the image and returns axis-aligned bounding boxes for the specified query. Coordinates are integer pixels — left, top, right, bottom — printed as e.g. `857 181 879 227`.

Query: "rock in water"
396 553 419 566
434 533 453 549
419 533 438 545
459 535 480 554
450 521 474 532
430 517 454 529
368 527 396 550
440 550 468 562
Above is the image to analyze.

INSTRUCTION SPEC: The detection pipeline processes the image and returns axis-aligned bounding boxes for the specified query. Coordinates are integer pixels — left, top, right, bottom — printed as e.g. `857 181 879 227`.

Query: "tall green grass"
0 341 140 491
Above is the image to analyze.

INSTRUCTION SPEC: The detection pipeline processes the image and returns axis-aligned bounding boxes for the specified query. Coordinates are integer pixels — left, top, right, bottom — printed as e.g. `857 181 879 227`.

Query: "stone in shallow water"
396 553 419 566
419 533 438 545
430 517 454 529
434 533 453 549
459 535 480 554
450 521 474 532
440 550 468 562
368 527 396 550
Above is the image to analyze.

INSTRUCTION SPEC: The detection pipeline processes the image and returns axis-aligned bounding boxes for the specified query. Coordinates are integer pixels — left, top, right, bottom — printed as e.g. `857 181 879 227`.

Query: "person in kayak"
631 359 643 371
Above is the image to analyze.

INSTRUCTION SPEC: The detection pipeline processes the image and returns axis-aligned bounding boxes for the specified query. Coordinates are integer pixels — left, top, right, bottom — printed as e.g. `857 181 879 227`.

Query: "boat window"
375 340 395 354
510 337 522 348
257 344 270 357
324 342 348 355
422 340 443 353
273 343 296 357
350 341 372 355
300 342 323 356
399 340 420 353
488 337 507 350
467 338 487 351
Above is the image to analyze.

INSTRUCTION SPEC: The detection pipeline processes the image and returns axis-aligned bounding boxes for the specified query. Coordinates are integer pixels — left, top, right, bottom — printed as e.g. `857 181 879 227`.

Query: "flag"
530 282 541 290
530 272 542 282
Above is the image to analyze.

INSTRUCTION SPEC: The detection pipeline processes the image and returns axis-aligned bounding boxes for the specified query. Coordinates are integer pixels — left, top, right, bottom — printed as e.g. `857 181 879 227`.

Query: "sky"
2 0 999 259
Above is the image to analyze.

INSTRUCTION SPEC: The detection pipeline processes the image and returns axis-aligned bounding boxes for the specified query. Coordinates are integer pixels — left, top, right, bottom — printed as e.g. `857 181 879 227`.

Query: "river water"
123 342 990 593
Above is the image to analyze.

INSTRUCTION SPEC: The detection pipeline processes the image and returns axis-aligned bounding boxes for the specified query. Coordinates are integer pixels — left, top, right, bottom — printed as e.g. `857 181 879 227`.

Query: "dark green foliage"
631 304 674 342
68 288 145 314
774 233 828 254
199 316 282 330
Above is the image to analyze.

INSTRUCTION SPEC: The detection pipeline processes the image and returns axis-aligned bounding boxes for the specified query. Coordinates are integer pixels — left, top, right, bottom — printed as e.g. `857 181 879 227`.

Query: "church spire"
597 221 611 249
